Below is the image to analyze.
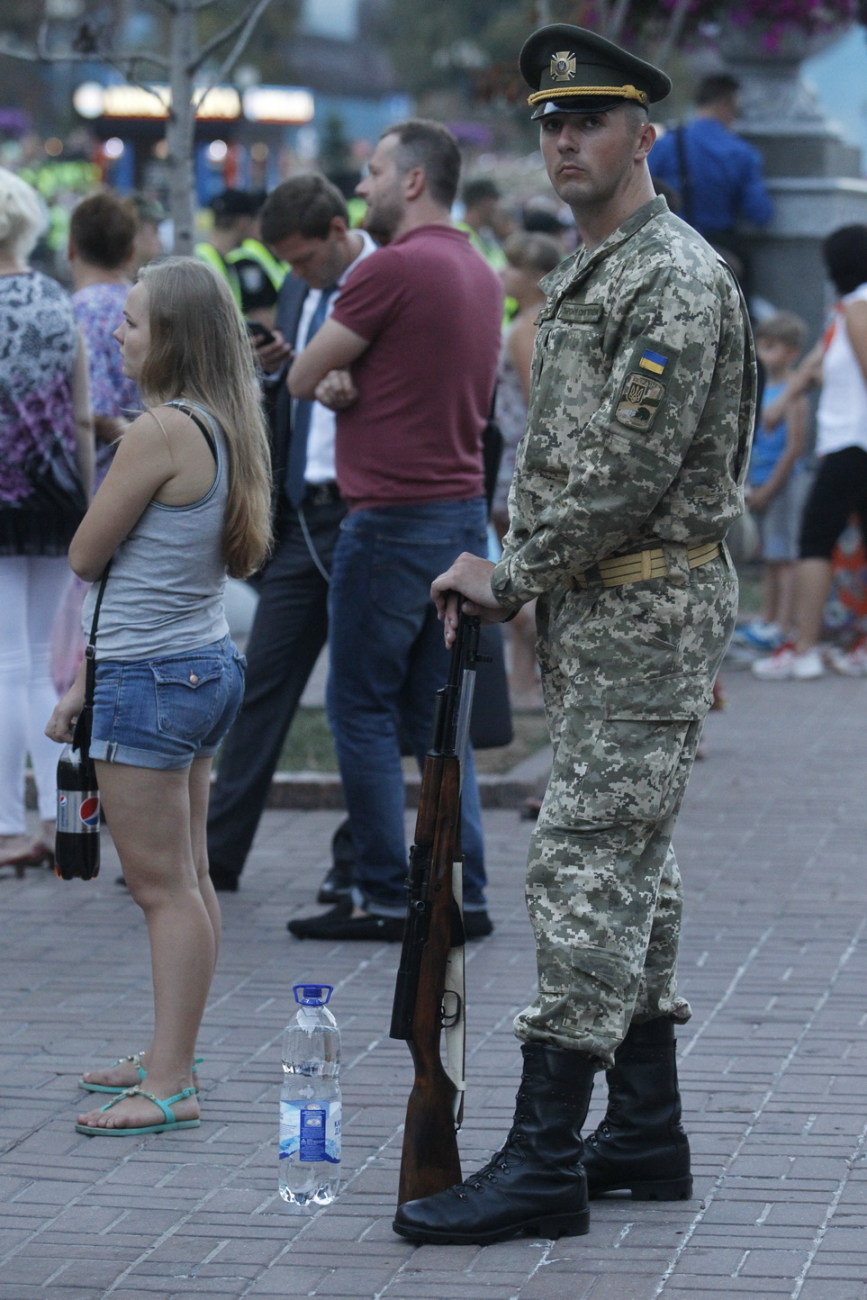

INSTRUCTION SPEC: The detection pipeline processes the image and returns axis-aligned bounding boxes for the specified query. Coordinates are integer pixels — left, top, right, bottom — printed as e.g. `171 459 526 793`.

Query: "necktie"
285 285 337 507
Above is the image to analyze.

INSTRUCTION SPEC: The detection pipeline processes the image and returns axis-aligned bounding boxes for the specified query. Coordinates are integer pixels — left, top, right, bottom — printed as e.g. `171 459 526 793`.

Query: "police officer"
394 24 756 1246
227 191 288 329
194 189 260 307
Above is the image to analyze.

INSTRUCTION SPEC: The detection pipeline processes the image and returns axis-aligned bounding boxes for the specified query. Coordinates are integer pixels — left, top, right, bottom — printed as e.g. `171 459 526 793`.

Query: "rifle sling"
442 867 467 1128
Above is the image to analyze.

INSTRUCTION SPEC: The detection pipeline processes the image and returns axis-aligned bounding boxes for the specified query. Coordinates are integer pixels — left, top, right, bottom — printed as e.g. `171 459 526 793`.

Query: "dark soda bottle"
55 744 101 880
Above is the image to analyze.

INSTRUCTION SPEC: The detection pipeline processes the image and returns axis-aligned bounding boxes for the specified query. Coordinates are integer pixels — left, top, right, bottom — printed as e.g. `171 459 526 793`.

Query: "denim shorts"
90 635 246 771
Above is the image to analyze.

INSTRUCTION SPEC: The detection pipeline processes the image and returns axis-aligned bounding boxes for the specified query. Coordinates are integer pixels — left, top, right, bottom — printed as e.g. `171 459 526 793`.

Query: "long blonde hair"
136 256 272 577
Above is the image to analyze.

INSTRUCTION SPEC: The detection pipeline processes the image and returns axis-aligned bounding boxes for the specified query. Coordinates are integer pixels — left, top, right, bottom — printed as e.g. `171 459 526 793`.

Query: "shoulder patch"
615 372 665 432
638 348 668 375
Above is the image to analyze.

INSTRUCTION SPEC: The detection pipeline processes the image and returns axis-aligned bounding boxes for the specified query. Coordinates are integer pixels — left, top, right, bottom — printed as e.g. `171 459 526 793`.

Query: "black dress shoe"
316 862 353 904
209 863 239 892
463 911 494 940
287 901 404 941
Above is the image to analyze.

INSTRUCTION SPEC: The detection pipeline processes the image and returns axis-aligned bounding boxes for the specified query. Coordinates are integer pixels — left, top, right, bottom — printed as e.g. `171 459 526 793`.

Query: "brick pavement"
1 668 867 1299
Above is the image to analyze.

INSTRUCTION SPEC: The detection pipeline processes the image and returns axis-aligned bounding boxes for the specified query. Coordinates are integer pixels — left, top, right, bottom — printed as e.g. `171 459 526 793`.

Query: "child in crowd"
736 311 809 650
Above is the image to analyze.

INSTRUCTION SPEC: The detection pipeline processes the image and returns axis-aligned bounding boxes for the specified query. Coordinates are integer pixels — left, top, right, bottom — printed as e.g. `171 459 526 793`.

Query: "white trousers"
0 555 70 830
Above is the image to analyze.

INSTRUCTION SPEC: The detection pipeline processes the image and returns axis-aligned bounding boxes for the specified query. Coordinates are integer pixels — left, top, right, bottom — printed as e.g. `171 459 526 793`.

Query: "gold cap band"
527 83 649 108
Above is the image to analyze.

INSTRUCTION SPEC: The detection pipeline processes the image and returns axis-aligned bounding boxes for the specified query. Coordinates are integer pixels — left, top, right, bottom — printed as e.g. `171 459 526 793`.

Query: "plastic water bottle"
55 744 100 880
279 983 341 1208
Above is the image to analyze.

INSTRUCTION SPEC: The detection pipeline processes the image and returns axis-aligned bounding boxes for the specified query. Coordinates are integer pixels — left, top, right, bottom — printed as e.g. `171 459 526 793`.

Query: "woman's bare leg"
77 760 217 1129
189 756 221 961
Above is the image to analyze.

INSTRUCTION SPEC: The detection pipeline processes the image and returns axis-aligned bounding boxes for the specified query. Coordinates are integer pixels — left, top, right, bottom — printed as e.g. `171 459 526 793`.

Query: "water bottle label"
57 790 101 835
279 1099 341 1164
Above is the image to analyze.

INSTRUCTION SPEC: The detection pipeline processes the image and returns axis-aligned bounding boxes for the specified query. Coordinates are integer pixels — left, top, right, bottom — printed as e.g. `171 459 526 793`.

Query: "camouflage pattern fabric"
490 196 756 1068
492 196 755 608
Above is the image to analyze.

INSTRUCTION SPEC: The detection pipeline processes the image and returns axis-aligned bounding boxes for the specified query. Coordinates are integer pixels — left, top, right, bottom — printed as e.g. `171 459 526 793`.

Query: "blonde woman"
46 257 271 1136
0 167 93 873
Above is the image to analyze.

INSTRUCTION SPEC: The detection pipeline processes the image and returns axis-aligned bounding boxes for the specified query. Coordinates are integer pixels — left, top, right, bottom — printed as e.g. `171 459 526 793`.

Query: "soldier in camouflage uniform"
394 23 756 1248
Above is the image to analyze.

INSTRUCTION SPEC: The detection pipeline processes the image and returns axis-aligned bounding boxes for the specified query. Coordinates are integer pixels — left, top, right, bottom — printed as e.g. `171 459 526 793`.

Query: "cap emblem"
550 50 577 83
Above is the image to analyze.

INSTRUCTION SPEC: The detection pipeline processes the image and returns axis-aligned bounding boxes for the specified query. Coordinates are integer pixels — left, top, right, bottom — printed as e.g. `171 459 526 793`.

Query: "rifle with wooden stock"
390 608 481 1205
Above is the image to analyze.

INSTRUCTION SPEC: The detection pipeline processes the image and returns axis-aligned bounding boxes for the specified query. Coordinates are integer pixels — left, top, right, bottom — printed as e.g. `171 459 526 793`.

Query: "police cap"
520 24 671 120
210 188 261 219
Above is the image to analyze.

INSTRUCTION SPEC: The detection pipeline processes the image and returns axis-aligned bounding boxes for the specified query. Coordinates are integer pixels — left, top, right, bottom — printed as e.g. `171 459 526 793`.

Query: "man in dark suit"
206 176 377 892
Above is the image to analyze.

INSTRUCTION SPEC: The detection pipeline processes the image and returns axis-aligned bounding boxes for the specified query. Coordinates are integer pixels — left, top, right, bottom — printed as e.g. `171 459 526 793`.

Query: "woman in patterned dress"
0 168 93 872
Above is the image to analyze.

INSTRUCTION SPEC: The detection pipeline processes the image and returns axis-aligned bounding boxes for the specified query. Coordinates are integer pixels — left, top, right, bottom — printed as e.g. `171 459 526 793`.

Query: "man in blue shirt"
650 72 772 288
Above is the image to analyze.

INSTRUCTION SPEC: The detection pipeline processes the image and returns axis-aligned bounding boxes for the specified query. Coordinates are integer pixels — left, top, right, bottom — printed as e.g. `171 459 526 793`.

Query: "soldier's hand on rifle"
431 553 514 646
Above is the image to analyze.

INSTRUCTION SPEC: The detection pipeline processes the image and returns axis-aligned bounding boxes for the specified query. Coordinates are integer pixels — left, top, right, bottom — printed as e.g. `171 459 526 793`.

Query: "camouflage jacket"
491 196 756 609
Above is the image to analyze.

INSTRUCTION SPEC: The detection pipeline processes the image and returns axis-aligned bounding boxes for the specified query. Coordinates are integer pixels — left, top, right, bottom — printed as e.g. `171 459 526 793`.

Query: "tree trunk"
166 0 198 256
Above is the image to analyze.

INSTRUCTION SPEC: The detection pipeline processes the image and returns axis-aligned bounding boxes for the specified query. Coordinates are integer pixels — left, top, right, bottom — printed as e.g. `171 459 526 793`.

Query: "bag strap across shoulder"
75 560 111 755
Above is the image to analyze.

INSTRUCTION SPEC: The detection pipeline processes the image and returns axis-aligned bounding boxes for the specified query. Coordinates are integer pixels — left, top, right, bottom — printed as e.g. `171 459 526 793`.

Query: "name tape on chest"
555 300 603 325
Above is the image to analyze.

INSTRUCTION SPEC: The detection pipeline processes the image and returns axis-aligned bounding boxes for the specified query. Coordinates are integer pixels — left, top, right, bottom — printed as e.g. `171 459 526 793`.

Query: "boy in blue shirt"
738 311 809 649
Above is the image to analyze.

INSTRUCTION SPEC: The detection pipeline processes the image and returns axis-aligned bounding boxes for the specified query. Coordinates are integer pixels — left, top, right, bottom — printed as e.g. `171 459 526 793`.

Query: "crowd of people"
0 19 866 1253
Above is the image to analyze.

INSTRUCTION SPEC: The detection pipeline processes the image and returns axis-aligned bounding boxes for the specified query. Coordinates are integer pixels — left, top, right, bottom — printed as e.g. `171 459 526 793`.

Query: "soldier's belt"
569 541 722 590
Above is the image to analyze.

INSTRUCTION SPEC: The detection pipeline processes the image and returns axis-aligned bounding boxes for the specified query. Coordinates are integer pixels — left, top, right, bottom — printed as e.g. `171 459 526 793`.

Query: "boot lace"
452 1111 531 1198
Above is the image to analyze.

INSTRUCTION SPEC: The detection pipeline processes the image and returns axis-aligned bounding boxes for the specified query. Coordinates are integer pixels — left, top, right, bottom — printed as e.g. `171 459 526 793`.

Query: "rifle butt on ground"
397 1061 462 1203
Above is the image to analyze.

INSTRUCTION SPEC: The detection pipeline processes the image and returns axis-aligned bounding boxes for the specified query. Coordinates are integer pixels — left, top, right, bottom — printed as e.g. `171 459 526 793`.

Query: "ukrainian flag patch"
639 349 668 375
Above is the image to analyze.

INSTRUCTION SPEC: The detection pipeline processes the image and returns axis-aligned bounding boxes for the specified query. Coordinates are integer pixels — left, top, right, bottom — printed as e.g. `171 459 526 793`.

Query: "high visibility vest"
454 221 507 271
195 241 242 307
227 238 288 293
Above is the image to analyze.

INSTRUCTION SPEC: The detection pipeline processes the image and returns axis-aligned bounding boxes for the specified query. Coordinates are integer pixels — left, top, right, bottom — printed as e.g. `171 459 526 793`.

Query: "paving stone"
2 672 867 1296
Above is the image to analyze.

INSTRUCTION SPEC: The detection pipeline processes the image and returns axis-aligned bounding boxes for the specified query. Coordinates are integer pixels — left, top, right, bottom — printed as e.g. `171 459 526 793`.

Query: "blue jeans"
326 499 489 916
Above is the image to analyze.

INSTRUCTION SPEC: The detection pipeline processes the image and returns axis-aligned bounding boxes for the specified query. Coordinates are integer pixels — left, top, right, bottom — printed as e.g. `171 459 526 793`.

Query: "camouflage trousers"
514 547 738 1069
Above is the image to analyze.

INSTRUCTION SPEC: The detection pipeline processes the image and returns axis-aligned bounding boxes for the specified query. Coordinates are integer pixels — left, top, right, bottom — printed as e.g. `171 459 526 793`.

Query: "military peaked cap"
520 24 672 120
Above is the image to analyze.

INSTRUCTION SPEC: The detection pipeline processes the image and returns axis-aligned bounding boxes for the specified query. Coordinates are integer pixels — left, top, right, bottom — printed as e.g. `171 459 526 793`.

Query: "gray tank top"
82 399 230 661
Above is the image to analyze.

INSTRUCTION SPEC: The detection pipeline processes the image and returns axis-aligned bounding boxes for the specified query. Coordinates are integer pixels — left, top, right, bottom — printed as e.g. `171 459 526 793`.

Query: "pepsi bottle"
55 744 100 880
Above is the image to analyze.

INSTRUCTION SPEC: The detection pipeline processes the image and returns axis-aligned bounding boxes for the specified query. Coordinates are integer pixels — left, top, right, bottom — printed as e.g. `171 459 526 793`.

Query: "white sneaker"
826 641 867 677
752 646 825 680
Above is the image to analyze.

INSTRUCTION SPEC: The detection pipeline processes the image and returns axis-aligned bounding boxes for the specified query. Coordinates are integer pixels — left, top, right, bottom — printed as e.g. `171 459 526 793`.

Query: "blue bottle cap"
293 983 333 1005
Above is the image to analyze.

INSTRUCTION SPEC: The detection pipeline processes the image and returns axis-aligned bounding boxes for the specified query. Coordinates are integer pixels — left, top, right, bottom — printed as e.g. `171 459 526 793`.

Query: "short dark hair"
70 190 136 269
381 118 461 210
259 174 348 246
695 73 740 107
461 177 499 208
823 224 867 296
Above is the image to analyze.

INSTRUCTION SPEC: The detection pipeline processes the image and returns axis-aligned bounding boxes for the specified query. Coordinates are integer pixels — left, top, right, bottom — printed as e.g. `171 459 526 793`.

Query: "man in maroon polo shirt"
287 119 503 941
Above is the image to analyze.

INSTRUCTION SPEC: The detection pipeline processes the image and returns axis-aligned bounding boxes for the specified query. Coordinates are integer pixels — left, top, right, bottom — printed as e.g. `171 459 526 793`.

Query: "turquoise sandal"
75 1085 201 1136
79 1053 203 1094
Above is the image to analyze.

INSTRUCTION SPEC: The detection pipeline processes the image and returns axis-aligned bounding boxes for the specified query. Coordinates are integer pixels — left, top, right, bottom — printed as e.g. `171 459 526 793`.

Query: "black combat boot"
582 1017 692 1200
392 1041 595 1245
